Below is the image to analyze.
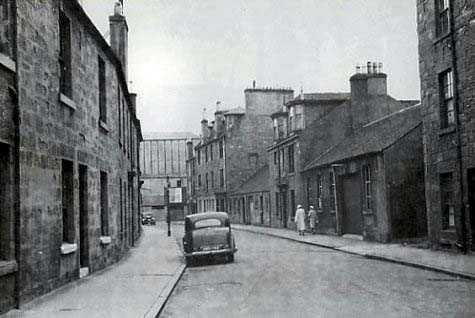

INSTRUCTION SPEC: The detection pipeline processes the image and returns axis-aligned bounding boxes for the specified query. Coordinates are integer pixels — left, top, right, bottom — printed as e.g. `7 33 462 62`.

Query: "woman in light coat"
308 206 318 234
294 204 306 236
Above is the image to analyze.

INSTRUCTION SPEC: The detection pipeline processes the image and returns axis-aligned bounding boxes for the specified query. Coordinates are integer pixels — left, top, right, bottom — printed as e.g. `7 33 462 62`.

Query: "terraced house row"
0 1 142 314
187 1 475 254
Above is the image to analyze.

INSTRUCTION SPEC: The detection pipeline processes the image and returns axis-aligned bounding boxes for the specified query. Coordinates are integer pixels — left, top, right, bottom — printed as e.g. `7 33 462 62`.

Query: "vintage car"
141 212 156 225
182 212 237 265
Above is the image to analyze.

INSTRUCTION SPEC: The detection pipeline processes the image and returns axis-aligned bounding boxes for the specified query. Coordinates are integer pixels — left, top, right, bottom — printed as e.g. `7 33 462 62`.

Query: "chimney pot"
114 2 123 15
367 62 372 74
356 63 361 74
378 62 383 73
373 62 378 74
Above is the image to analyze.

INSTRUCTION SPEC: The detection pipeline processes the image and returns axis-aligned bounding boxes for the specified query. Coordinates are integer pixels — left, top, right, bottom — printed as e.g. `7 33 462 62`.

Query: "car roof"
185 212 229 223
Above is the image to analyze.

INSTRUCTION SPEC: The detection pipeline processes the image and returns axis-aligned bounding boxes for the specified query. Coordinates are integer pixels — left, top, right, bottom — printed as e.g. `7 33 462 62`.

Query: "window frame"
329 172 336 211
363 165 372 211
436 0 450 37
317 174 323 210
439 69 455 129
100 171 109 237
440 172 455 230
98 56 107 124
288 144 295 173
59 10 72 98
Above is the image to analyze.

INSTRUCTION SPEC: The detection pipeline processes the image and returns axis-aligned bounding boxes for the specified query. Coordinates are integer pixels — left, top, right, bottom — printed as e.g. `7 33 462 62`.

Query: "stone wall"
417 0 475 249
15 0 141 304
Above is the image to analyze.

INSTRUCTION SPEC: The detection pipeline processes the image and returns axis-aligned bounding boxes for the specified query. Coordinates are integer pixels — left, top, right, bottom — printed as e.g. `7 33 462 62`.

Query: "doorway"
467 169 475 250
281 191 288 228
79 165 89 277
341 175 363 235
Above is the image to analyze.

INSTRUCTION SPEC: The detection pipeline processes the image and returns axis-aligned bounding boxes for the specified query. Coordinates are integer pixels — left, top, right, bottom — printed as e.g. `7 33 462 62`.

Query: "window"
198 174 202 187
440 173 455 229
176 180 181 187
280 149 285 175
62 160 74 243
275 192 279 216
436 0 450 36
317 174 323 210
118 88 122 145
295 105 304 130
100 171 109 236
0 143 11 259
98 56 107 123
289 105 304 131
197 149 201 165
205 173 209 191
363 165 372 210
273 118 279 139
288 145 295 173
205 147 208 163
274 152 278 165
210 145 214 161
211 171 214 189
329 172 336 210
219 140 224 158
59 11 72 98
439 69 455 128
220 169 224 187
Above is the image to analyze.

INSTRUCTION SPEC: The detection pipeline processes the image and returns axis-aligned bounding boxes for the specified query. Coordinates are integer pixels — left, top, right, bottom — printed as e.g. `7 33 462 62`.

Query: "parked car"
141 212 156 225
182 212 237 265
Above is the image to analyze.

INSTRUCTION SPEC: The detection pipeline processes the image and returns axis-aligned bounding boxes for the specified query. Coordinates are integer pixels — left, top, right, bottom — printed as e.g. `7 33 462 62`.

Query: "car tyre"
228 253 234 263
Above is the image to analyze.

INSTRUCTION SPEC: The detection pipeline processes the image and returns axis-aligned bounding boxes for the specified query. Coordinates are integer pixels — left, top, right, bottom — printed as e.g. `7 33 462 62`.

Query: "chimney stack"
129 93 137 115
109 2 128 80
186 140 194 160
214 101 225 134
201 108 208 139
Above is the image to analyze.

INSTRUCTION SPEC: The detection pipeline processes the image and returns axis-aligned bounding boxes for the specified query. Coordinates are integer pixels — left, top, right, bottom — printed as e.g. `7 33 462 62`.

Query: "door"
341 175 363 235
281 191 288 228
247 196 253 225
79 165 89 269
468 169 475 250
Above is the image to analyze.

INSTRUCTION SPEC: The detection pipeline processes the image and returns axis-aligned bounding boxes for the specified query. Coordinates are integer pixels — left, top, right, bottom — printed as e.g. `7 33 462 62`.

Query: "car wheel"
228 253 234 263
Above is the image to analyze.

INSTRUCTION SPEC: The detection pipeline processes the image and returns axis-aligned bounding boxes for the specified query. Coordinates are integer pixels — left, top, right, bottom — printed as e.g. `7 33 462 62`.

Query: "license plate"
201 245 220 251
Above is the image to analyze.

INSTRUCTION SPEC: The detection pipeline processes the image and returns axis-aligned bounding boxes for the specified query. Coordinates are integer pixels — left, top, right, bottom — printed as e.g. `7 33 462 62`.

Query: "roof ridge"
362 103 421 128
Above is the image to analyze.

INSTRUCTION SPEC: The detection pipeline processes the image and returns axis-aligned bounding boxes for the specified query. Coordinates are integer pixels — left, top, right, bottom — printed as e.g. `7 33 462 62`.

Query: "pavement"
231 223 475 280
2 223 186 318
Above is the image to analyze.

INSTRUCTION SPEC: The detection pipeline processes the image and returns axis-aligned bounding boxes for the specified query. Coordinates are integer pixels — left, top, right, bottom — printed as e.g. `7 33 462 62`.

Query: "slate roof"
231 165 269 195
292 92 350 102
303 104 422 171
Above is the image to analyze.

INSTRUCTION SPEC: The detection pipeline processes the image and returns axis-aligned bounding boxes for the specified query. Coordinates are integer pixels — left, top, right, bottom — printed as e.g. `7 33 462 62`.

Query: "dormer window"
289 105 304 131
273 117 286 140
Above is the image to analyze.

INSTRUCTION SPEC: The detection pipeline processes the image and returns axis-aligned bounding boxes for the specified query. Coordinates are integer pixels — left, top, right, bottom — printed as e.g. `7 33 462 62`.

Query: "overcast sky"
83 0 420 134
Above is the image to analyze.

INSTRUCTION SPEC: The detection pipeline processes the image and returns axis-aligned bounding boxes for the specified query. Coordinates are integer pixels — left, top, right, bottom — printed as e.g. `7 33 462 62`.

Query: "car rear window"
194 218 222 229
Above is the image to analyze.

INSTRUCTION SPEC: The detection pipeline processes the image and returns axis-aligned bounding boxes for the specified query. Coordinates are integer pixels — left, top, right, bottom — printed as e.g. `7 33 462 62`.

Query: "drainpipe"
448 0 467 253
11 0 21 308
331 164 345 236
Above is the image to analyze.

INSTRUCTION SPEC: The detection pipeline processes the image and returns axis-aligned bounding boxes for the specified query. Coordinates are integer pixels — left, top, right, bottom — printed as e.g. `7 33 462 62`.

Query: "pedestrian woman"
308 205 318 234
295 204 306 236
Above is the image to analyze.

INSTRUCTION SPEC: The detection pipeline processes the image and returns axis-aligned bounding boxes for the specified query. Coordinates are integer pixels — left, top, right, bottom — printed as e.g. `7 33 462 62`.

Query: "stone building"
303 105 427 242
267 63 423 242
268 92 349 228
140 132 199 220
417 0 475 251
0 1 142 313
228 165 271 226
192 86 293 224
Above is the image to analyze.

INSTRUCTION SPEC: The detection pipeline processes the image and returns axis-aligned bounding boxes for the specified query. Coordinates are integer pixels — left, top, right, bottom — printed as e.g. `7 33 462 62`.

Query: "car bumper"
185 247 237 258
